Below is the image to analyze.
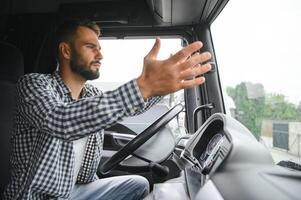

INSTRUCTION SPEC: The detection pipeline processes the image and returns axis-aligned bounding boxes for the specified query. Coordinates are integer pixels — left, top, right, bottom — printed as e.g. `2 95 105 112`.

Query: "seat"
0 41 24 195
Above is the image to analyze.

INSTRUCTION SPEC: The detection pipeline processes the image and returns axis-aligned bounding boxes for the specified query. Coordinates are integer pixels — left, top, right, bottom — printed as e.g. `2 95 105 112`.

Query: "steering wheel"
99 103 184 174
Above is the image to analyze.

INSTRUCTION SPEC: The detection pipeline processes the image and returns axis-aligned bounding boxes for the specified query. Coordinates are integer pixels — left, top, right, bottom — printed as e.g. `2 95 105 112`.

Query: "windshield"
212 0 301 164
89 38 181 91
89 38 186 139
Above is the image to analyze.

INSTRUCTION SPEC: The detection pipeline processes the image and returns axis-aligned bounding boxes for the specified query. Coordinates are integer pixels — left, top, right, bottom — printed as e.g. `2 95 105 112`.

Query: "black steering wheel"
99 103 184 174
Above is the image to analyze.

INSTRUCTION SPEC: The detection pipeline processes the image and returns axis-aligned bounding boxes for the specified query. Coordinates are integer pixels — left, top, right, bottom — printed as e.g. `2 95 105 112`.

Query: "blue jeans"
68 175 149 200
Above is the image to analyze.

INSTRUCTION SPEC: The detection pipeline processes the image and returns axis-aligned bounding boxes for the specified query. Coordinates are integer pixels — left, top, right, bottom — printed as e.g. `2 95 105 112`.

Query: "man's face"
69 26 103 80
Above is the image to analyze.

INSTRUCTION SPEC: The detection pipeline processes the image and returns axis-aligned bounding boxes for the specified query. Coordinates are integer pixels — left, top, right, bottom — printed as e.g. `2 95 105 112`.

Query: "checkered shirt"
3 71 161 200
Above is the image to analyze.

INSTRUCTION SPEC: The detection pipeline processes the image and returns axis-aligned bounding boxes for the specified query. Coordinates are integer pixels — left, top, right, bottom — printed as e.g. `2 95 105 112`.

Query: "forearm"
18 76 147 141
131 95 163 116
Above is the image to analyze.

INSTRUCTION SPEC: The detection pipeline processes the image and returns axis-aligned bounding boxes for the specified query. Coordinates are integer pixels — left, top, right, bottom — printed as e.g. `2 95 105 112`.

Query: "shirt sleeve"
16 74 162 141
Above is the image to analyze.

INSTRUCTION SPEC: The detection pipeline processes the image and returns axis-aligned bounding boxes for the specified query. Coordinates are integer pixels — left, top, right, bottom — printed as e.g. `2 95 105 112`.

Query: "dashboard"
177 113 301 200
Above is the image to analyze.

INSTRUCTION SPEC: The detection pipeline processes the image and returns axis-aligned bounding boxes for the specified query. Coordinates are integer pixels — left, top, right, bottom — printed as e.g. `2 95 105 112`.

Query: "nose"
95 48 103 60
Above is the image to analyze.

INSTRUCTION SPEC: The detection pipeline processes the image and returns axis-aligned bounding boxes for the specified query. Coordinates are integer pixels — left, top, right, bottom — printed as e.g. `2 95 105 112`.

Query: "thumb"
146 37 161 59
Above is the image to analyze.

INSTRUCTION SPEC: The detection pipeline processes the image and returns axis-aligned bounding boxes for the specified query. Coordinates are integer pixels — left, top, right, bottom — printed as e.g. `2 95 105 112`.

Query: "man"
4 20 211 199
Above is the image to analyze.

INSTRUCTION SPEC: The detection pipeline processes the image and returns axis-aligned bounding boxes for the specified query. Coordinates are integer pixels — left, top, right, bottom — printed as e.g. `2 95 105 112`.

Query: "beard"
70 48 100 80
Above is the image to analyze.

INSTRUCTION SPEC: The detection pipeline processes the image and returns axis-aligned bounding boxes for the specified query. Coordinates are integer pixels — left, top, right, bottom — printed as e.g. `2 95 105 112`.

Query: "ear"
59 42 71 60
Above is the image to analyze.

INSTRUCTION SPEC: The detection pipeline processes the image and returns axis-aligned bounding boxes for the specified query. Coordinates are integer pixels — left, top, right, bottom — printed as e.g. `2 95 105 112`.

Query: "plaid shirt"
4 71 161 200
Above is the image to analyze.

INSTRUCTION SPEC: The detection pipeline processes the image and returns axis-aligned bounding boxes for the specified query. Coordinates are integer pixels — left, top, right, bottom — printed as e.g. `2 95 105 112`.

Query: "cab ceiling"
1 0 229 26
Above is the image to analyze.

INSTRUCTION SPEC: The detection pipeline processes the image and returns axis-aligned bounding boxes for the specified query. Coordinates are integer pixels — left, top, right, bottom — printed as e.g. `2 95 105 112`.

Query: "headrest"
0 41 24 83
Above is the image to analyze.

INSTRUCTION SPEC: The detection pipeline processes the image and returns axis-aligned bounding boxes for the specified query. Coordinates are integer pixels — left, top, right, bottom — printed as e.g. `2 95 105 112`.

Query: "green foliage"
226 83 265 139
227 83 301 139
264 94 300 120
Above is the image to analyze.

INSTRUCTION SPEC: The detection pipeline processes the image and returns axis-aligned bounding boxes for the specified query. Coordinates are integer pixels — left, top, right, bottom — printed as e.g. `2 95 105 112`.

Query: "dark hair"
55 20 101 60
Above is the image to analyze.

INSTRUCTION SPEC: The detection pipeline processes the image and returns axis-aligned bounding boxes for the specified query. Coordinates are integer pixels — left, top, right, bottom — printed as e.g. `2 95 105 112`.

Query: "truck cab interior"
1 0 300 199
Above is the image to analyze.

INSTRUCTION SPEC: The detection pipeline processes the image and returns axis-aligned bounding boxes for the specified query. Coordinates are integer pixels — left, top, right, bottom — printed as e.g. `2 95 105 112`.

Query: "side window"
212 0 301 164
89 38 186 139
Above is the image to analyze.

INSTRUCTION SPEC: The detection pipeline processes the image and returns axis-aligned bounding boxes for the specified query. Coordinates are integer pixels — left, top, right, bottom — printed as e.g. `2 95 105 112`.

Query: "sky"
92 0 301 105
212 0 301 105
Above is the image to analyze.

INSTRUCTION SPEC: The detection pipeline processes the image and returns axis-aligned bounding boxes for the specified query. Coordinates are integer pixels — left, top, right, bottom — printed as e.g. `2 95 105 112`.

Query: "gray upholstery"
0 41 24 194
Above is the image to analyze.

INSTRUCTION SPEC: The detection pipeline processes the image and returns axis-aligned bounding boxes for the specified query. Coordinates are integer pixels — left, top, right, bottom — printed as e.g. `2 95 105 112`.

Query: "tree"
226 82 265 139
227 83 301 140
297 102 301 118
264 94 300 121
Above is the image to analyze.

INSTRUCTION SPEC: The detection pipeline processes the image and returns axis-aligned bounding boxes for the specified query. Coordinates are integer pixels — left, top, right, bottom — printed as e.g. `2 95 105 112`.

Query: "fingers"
145 37 161 59
180 76 206 89
180 63 211 80
170 41 203 63
179 52 211 71
178 50 212 89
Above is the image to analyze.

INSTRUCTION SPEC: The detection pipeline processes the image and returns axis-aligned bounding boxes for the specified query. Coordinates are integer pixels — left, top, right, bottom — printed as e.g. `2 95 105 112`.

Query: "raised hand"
137 37 212 99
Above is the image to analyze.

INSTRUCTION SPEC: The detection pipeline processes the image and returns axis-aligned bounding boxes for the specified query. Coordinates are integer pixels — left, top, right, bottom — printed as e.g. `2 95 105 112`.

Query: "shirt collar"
80 85 90 97
53 70 93 98
53 71 71 96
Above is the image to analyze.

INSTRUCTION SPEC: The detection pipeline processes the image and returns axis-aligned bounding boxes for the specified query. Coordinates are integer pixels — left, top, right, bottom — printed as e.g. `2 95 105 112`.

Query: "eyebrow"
85 42 101 50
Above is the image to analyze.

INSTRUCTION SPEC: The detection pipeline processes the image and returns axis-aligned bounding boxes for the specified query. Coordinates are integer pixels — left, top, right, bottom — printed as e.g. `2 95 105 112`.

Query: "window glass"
89 38 186 139
212 0 301 164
